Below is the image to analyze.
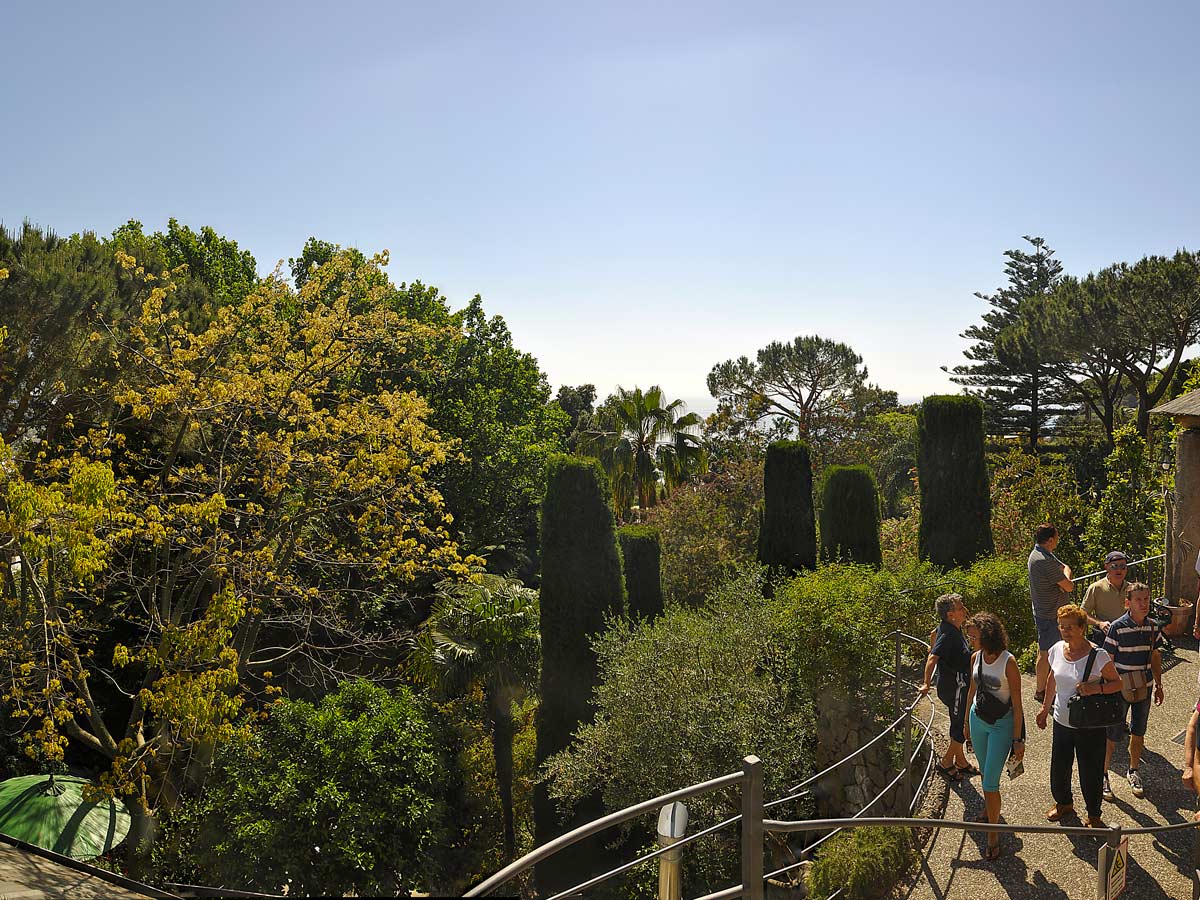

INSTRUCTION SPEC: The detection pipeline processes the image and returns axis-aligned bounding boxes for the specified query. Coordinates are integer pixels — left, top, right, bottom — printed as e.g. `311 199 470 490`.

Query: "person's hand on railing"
917 683 930 696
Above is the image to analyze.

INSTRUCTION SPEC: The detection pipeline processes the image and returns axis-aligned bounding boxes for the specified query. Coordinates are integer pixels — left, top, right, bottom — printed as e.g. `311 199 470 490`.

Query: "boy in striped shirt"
1100 582 1164 800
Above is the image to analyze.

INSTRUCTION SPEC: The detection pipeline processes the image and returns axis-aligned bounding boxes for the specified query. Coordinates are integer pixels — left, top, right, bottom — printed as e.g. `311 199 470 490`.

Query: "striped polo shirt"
1101 611 1158 673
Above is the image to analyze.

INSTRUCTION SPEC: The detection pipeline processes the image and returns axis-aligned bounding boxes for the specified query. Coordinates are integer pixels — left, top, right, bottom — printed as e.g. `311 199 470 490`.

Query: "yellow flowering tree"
0 252 472 858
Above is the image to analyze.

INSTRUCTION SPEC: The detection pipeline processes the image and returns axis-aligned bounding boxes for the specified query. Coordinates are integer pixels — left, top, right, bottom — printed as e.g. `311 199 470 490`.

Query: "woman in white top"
964 612 1024 860
1035 603 1122 827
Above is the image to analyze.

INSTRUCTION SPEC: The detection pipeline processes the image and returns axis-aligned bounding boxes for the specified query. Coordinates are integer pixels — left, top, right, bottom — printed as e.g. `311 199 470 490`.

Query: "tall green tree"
583 385 706 516
708 336 892 442
409 575 540 861
917 396 994 568
820 466 882 566
617 525 664 619
758 441 817 573
947 236 1073 452
535 455 625 895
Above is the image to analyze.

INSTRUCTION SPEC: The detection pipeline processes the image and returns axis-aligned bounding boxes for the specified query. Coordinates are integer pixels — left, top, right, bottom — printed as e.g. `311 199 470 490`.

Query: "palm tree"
583 385 707 515
409 575 539 861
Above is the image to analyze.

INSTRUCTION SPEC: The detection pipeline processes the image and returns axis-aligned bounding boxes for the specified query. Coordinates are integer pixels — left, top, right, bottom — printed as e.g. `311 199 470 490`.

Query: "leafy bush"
1082 426 1162 569
758 441 816 573
820 465 882 566
163 681 447 897
644 457 762 605
949 555 1035 651
807 826 913 900
990 447 1088 570
543 572 812 894
618 525 664 619
917 396 993 568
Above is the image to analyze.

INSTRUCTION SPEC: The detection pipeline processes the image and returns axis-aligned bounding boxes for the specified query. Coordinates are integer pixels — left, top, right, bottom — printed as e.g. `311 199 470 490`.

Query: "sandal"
937 763 962 781
958 764 981 777
1046 804 1074 822
985 842 1002 860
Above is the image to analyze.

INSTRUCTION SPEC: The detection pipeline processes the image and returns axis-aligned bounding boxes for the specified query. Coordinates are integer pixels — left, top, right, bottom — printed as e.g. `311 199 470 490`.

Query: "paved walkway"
900 638 1200 899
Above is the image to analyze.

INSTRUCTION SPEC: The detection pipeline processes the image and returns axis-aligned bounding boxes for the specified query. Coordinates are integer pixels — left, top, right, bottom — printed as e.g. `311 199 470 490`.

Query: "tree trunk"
125 799 160 878
488 691 517 861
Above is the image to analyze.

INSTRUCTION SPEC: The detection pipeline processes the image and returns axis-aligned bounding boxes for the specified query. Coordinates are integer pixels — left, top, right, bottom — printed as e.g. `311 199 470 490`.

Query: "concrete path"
900 638 1200 899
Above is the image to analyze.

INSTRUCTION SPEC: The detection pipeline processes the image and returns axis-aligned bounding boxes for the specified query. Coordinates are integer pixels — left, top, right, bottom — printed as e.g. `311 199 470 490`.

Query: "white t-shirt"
1048 641 1113 728
971 650 1013 704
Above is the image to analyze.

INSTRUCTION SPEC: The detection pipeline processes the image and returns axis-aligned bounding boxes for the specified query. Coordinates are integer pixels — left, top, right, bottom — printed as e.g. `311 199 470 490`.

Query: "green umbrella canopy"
0 774 131 859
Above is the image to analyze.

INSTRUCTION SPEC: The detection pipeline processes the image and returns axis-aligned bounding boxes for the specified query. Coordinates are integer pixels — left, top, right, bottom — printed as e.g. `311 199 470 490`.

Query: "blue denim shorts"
1107 695 1152 740
1034 613 1060 651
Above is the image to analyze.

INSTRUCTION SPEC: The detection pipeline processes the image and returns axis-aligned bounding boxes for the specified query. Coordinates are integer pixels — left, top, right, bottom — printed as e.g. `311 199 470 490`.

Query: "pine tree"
946 237 1073 452
534 455 626 893
618 525 664 619
918 396 994 568
757 441 816 573
820 465 882 566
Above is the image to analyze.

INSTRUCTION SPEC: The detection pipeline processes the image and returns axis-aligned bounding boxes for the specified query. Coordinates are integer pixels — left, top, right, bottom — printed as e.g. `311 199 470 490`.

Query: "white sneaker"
1128 769 1144 798
1102 773 1115 801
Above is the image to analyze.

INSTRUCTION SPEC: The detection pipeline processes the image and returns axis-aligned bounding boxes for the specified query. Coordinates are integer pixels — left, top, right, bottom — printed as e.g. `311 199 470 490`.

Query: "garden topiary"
917 395 994 568
534 454 626 894
758 441 816 573
618 525 664 619
820 465 882 566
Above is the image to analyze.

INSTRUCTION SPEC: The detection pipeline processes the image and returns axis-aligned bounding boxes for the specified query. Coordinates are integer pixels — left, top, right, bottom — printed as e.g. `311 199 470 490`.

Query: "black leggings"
1051 721 1106 818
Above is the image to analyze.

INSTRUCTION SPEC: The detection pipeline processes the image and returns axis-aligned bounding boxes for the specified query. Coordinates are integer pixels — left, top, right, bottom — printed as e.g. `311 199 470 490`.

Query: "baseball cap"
1105 550 1129 565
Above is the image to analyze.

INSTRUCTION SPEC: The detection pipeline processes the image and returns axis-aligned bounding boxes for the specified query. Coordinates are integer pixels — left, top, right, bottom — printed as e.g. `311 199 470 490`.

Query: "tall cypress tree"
917 396 994 568
946 236 1072 453
534 455 626 894
618 525 664 619
820 465 882 566
757 441 816 573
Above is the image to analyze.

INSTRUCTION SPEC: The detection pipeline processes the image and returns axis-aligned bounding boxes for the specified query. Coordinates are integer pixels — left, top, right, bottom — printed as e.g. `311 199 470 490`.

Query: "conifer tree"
534 455 626 893
946 237 1072 452
757 441 816 573
918 396 994 568
820 465 882 566
618 525 664 619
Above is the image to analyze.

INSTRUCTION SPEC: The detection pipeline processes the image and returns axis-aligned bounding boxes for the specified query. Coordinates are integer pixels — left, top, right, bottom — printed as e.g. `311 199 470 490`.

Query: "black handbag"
1066 647 1124 729
973 652 1012 725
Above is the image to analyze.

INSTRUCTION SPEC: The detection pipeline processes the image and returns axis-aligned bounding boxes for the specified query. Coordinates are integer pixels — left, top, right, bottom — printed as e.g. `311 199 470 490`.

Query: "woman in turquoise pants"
964 612 1025 860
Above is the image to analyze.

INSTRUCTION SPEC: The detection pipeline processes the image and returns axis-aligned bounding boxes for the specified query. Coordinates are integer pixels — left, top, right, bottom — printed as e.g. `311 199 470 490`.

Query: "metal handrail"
465 769 747 896
762 814 1200 839
1072 552 1165 583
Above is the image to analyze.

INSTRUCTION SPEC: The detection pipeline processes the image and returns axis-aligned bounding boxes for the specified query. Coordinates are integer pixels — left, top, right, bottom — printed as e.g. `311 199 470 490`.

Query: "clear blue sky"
4 1 1200 411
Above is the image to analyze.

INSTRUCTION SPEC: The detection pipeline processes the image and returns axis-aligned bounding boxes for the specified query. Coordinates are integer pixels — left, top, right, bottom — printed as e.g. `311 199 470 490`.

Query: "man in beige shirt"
1083 550 1129 635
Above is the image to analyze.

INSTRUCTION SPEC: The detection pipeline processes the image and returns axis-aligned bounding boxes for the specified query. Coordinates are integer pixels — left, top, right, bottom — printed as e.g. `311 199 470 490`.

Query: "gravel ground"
897 638 1200 899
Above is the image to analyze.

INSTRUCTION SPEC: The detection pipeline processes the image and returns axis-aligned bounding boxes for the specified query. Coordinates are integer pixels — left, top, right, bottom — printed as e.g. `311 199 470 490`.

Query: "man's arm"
1056 562 1074 593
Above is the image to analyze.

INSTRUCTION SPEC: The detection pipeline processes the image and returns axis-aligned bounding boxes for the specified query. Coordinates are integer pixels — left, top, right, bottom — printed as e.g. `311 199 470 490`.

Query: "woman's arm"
1006 656 1025 758
1037 668 1056 729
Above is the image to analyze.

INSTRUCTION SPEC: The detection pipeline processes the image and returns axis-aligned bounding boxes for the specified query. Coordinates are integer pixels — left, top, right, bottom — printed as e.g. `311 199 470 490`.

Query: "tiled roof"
1150 390 1200 417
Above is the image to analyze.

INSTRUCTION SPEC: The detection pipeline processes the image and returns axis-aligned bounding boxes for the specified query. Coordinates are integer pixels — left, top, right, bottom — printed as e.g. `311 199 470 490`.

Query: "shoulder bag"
973 652 1012 724
1066 648 1125 729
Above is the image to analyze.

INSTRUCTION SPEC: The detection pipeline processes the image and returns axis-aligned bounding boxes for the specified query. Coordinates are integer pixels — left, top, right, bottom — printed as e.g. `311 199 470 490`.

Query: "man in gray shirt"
1029 523 1074 703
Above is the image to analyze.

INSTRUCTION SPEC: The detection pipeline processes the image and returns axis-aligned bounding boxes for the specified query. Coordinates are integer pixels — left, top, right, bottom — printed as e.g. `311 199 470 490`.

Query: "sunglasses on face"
1109 563 1127 570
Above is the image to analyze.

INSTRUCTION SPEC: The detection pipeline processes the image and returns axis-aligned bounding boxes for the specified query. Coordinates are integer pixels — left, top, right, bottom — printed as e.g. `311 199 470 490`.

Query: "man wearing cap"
1083 551 1131 638
1029 523 1074 704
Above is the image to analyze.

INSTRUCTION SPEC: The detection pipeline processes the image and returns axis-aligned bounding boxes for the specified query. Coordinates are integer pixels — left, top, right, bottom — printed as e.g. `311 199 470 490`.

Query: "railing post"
1096 824 1122 900
893 632 901 721
657 802 688 900
742 755 764 900
900 706 913 810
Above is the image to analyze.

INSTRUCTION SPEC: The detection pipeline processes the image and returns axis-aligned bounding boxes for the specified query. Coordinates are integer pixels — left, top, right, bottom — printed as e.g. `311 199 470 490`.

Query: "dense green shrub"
152 681 447 897
917 396 994 568
990 447 1087 571
1082 426 1162 570
807 826 913 900
820 465 882 565
618 525 664 619
949 555 1033 651
544 572 812 895
644 457 762 605
758 441 816 573
535 454 626 894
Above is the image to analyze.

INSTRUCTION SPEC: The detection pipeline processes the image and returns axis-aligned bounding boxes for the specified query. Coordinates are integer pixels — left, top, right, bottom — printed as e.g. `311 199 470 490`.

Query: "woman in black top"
919 593 978 779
